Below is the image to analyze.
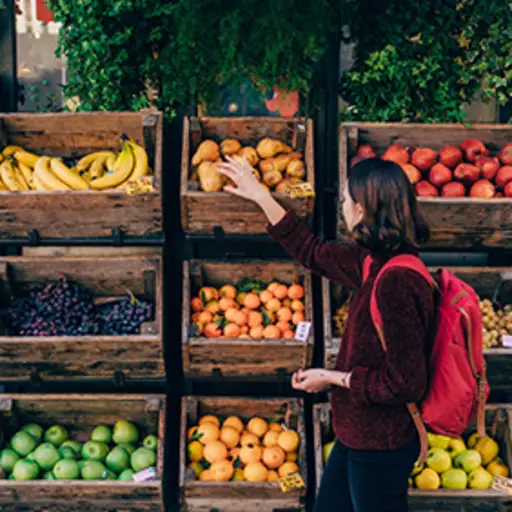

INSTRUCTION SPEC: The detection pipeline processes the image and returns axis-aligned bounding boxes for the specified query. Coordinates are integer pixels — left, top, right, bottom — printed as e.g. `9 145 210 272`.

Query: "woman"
219 156 434 512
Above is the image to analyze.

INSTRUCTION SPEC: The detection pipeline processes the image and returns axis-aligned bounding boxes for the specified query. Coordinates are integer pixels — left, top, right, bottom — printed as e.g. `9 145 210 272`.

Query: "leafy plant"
48 0 338 117
340 0 512 123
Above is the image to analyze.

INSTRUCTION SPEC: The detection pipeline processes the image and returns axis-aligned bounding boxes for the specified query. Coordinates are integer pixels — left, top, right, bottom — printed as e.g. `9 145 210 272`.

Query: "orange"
263 325 281 339
238 334 250 339
263 431 280 447
278 430 300 452
240 325 249 334
249 326 265 339
287 452 298 462
225 307 239 322
292 312 305 326
191 297 204 312
236 292 247 305
220 426 240 449
247 417 268 437
263 446 286 469
291 300 305 312
241 307 251 316
223 416 244 433
205 300 220 314
248 311 263 328
219 297 237 312
267 470 279 482
199 286 219 302
224 323 241 338
187 426 199 440
204 322 222 338
268 423 283 434
267 282 280 294
229 447 241 461
219 285 237 299
210 460 234 481
273 284 288 300
197 423 219 445
244 462 268 482
203 441 228 463
282 298 292 308
283 330 295 339
288 284 305 300
277 307 293 322
278 462 300 478
187 441 204 462
243 293 261 310
191 313 200 323
199 469 213 481
199 415 221 427
233 310 248 327
240 432 260 446
266 298 281 313
276 320 290 333
198 311 213 325
240 443 263 465
259 290 273 304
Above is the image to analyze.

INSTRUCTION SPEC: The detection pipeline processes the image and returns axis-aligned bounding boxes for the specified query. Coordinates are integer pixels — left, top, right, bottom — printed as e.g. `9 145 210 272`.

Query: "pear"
415 468 440 490
426 448 452 474
454 450 482 473
468 467 493 490
475 436 499 466
467 432 480 449
487 460 509 478
446 437 466 458
441 468 468 490
427 433 451 450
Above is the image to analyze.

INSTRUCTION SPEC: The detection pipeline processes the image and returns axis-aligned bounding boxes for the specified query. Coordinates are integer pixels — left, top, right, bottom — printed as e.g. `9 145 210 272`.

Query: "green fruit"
81 460 107 480
426 448 452 474
113 421 139 445
82 441 109 462
53 459 80 480
8 473 15 480
454 450 482 473
26 452 37 462
131 447 156 472
106 446 130 473
34 443 61 470
12 459 39 480
78 460 87 470
143 435 159 451
44 425 69 447
59 447 77 460
468 467 493 490
441 468 468 489
43 470 56 480
118 469 135 481
427 433 451 450
21 424 44 442
105 469 117 480
60 441 82 456
10 431 37 457
91 425 112 444
0 448 20 473
117 443 136 455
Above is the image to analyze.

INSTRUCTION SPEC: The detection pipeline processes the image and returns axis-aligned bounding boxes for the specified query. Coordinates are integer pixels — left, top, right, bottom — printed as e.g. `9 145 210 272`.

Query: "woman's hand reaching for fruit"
219 156 287 225
291 369 352 393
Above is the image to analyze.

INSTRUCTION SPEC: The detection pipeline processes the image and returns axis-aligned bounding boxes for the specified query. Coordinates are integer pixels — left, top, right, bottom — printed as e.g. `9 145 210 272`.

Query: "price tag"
294 321 312 342
502 335 512 349
288 182 315 199
279 473 305 492
125 176 155 195
492 476 512 494
133 466 158 483
501 272 512 281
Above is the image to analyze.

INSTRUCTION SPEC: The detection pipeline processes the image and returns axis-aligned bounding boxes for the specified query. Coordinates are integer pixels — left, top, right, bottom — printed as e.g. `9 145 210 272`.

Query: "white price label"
502 335 512 349
501 272 512 281
133 466 158 483
294 321 312 342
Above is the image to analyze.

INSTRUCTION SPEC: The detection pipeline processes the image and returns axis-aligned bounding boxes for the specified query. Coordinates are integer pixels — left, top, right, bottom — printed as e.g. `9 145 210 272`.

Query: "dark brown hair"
348 158 429 252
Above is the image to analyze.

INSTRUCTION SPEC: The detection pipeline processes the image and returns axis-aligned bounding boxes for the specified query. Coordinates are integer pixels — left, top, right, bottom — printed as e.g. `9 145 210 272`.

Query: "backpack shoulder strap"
362 255 372 283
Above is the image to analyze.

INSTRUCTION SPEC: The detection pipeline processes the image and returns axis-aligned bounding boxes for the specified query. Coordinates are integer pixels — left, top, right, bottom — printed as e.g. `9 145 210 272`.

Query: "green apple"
26 452 37 462
78 460 87 471
454 450 482 473
441 468 468 489
91 425 112 444
446 437 467 458
322 441 335 464
21 424 44 442
33 443 61 470
468 467 493 489
82 441 109 462
59 446 77 460
426 448 452 474
60 441 82 457
0 448 20 473
131 447 156 472
143 435 159 452
81 460 107 480
113 421 139 445
8 473 15 480
53 459 80 480
43 470 56 480
427 433 451 450
44 425 69 447
12 459 39 480
118 469 135 481
10 431 37 457
105 469 117 480
106 446 130 473
117 443 136 455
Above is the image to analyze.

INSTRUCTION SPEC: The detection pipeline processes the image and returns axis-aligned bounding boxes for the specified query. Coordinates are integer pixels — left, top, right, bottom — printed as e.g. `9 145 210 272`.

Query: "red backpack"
362 254 489 464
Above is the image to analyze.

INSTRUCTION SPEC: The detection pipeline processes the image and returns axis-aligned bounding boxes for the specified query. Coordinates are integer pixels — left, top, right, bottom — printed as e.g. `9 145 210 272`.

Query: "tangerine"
199 287 219 302
278 430 300 452
243 293 261 310
267 282 280 294
247 417 268 437
223 323 241 337
286 452 298 463
282 330 295 339
263 446 286 469
236 292 247 305
292 312 305 326
263 325 281 339
263 431 280 447
190 297 204 312
266 298 281 313
248 311 263 328
282 298 292 308
244 462 268 482
219 285 237 299
219 297 237 312
249 326 265 339
187 441 204 462
191 313 200 323
205 301 220 314
240 325 249 334
199 415 221 427
210 460 234 481
288 284 305 300
204 322 222 338
291 300 305 312
224 308 239 322
259 290 273 304
268 423 284 434
276 320 290 333
278 462 300 478
267 470 279 482
240 443 263 465
203 441 228 463
199 469 213 481
233 310 248 327
273 285 289 300
197 423 219 445
277 307 293 322
198 311 213 325
220 426 240 449
240 432 260 446
187 426 199 440
223 416 244 433
230 447 241 460
238 334 250 339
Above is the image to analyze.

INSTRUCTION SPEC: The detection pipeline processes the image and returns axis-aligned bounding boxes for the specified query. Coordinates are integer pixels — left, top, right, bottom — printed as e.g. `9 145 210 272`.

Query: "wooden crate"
0 256 164 382
338 123 512 249
182 260 314 376
313 403 512 511
180 396 307 512
180 117 315 235
0 394 165 512
0 112 163 240
322 267 512 378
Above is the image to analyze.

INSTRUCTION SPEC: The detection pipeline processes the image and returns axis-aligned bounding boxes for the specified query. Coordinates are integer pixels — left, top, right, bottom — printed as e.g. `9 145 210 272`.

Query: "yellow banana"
127 139 149 180
13 163 30 190
2 145 23 156
106 154 117 170
18 163 34 189
32 172 48 191
89 155 108 180
0 179 8 191
0 154 4 164
90 144 134 190
35 156 70 191
76 151 116 172
14 150 40 168
0 161 22 190
50 158 89 190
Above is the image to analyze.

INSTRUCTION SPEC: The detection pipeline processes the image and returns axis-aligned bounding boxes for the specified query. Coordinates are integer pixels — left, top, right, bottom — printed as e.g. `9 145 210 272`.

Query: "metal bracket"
111 228 124 246
27 229 40 246
213 226 225 241
113 370 126 387
211 368 223 379
29 370 42 385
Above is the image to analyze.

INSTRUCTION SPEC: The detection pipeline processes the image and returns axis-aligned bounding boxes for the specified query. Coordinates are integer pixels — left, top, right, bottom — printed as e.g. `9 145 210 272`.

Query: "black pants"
314 436 419 512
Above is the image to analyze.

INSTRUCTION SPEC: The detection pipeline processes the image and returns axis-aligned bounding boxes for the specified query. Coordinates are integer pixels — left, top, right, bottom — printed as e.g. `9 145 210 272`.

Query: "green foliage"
48 0 337 117
340 0 512 123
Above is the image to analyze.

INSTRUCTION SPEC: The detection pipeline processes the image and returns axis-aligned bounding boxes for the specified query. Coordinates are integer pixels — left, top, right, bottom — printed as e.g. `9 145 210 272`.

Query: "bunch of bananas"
333 295 352 337
0 135 149 192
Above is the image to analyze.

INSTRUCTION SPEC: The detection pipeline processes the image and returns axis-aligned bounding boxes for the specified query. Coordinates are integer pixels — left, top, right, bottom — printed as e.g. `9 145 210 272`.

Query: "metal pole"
0 0 17 112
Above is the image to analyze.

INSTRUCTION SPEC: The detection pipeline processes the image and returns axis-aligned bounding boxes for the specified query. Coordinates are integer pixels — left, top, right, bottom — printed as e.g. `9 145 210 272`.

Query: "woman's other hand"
292 369 333 393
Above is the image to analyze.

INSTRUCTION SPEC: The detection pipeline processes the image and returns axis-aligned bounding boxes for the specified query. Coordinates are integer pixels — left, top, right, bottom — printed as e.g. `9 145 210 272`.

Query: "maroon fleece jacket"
268 211 434 450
